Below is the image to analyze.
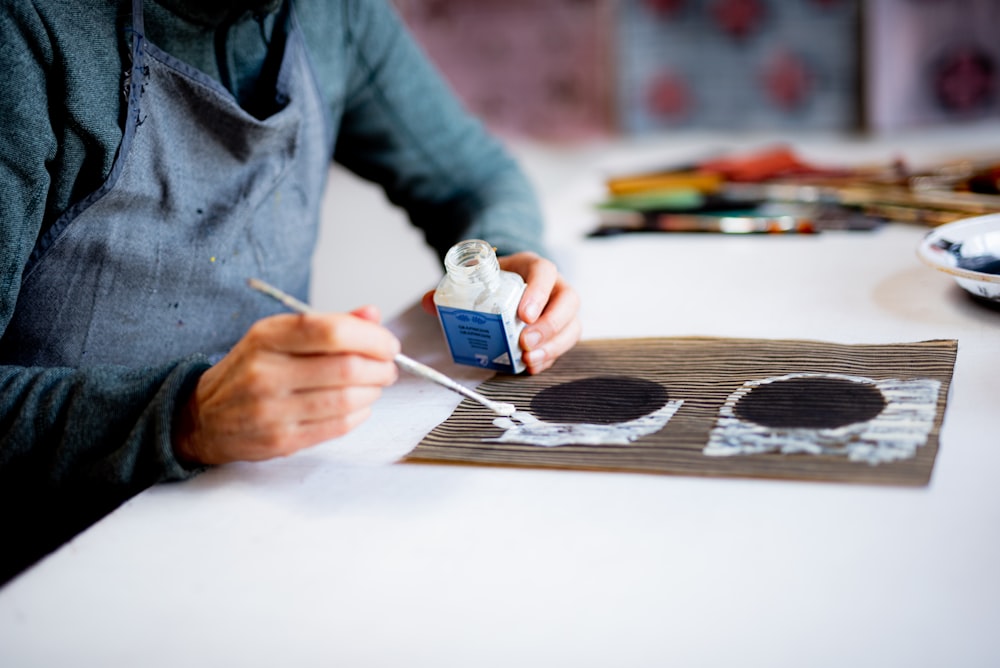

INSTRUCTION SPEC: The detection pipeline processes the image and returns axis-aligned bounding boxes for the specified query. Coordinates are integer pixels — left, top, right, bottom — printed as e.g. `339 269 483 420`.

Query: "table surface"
2 129 999 668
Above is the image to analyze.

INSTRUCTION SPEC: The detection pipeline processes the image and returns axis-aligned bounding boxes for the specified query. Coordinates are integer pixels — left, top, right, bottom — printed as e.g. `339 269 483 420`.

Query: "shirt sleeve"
328 0 547 260
0 1 209 582
0 359 210 578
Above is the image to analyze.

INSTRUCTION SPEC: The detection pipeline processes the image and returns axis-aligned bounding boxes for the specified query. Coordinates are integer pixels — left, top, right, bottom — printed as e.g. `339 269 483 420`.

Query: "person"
0 0 581 583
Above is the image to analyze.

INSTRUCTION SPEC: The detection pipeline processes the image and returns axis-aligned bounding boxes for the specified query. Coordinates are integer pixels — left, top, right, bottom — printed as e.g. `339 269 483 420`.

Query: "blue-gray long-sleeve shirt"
0 0 544 581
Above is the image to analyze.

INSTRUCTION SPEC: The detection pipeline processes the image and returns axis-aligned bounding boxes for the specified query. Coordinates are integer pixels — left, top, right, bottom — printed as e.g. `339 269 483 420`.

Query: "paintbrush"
246 277 517 417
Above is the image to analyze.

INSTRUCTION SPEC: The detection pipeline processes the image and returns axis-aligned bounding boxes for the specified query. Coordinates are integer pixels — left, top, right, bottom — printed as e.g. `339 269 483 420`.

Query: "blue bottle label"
437 306 519 373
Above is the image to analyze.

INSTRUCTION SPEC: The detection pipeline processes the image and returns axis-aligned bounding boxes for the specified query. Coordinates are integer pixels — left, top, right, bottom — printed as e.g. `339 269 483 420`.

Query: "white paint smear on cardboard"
491 400 684 447
703 373 941 465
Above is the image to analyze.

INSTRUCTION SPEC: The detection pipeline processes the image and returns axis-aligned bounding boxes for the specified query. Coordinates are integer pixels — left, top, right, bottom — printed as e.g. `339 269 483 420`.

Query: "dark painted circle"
734 376 886 429
529 376 668 425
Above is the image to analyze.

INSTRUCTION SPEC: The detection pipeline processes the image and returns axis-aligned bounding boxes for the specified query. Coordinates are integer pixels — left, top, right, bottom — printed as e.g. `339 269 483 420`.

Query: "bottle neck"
444 239 501 290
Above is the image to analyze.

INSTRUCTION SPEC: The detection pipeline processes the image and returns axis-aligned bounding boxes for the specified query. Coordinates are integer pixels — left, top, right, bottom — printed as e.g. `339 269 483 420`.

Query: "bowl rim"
917 213 1000 285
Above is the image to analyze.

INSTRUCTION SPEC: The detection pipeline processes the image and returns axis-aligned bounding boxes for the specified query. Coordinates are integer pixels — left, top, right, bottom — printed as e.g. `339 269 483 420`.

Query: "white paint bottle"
434 239 526 374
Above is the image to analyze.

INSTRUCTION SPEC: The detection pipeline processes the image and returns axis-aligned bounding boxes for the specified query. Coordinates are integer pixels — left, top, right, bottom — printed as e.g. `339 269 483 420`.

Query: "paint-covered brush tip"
490 402 517 417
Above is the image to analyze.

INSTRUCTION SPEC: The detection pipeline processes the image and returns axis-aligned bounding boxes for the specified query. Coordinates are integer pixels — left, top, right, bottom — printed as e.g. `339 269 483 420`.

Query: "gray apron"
0 0 331 368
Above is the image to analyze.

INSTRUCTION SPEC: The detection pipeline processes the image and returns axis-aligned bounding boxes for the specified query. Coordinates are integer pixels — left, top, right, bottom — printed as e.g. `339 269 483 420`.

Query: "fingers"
196 404 377 463
291 385 385 422
520 278 582 374
286 408 373 453
263 351 399 392
224 386 384 462
248 312 400 360
350 304 382 323
497 252 582 376
173 311 403 466
420 290 436 315
498 252 555 324
519 276 580 346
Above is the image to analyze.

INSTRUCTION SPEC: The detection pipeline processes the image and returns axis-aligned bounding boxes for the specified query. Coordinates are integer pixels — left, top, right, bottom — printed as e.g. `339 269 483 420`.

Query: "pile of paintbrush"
590 146 1000 237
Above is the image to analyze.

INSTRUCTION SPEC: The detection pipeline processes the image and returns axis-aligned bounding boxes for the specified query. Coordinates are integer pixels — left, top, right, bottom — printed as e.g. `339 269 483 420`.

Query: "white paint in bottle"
434 239 526 374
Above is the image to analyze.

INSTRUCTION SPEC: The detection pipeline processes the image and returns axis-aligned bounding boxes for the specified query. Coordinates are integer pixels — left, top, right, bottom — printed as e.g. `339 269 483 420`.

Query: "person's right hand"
172 306 400 465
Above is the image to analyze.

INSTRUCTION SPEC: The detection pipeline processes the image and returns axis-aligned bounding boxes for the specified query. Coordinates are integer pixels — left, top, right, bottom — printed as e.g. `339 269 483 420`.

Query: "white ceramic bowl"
918 213 1000 303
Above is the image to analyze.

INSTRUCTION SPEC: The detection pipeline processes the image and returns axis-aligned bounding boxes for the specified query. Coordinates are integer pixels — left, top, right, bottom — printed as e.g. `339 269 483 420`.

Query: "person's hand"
499 252 581 374
173 306 399 465
422 251 581 374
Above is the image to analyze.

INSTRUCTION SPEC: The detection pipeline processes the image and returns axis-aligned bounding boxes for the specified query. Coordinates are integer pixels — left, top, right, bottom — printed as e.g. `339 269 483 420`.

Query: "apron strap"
132 0 145 38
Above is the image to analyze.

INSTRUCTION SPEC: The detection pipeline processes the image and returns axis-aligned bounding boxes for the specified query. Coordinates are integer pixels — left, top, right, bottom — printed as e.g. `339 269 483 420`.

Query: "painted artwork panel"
405 338 957 486
865 0 1000 132
393 0 615 140
616 0 861 133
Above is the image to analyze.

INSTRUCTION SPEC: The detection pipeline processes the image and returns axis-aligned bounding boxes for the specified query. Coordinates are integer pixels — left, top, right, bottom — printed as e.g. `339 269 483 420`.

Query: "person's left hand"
422 251 581 374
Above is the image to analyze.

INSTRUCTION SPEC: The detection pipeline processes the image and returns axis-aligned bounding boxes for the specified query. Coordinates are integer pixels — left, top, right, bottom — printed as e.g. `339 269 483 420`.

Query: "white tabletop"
2 131 999 668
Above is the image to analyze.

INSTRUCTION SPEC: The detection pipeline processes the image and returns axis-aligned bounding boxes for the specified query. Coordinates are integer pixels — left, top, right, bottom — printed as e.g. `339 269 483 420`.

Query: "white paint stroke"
703 373 941 465
490 400 684 447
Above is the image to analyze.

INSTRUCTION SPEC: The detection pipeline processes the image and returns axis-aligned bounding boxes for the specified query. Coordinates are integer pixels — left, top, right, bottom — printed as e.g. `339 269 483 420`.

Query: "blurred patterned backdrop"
392 0 1000 140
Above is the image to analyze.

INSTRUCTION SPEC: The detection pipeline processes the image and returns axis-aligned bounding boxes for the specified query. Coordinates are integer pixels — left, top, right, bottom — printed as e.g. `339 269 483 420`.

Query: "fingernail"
523 300 542 322
523 330 542 349
525 348 546 364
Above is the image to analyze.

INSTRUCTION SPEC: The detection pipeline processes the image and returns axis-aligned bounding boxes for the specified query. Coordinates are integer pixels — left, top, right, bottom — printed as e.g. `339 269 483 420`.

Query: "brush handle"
393 353 511 415
247 277 515 416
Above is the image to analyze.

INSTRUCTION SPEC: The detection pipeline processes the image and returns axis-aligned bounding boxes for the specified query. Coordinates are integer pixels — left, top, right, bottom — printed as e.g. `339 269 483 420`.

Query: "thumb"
420 290 436 315
350 305 381 323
